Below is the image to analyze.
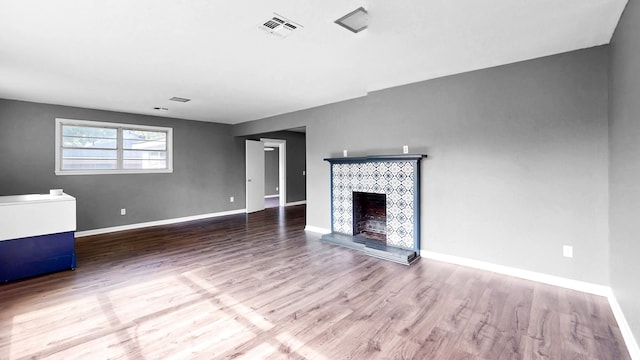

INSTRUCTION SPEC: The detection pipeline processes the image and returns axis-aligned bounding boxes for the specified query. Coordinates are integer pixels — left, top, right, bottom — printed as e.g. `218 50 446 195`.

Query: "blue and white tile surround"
325 155 425 251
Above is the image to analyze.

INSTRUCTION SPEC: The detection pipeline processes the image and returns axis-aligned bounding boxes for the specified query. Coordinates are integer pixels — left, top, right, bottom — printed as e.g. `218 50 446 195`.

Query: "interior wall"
0 99 245 231
609 0 640 344
233 46 610 286
264 147 279 196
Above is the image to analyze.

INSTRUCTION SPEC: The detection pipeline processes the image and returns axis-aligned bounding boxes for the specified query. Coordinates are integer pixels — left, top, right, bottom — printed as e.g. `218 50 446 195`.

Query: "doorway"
245 138 287 213
261 138 286 208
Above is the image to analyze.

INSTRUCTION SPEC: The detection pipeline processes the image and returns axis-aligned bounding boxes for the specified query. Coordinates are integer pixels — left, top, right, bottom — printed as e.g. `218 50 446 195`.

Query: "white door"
246 140 265 213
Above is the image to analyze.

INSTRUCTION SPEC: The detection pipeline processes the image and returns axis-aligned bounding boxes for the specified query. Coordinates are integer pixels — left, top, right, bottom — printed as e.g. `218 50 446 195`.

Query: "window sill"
55 169 174 176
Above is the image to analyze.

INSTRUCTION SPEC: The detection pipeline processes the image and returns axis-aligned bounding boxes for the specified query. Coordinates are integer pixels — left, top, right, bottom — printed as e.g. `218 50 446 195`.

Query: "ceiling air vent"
335 7 368 33
169 97 191 102
259 13 302 38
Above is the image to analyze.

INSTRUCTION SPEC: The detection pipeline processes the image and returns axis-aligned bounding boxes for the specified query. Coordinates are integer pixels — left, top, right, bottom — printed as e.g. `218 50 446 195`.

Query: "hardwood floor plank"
526 283 565 359
0 205 631 359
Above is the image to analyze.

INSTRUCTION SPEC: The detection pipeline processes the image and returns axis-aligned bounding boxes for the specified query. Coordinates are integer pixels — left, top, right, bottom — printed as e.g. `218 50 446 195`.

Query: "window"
55 118 173 175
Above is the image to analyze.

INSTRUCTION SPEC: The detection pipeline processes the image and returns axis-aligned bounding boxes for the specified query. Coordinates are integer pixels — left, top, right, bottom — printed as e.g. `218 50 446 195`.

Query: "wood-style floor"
0 205 630 359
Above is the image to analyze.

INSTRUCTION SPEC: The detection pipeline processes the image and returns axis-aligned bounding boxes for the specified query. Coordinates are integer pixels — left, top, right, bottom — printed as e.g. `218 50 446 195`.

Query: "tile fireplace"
321 154 426 265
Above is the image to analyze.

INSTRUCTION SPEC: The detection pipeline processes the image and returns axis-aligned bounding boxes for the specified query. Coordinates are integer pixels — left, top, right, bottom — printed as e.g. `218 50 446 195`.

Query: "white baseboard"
421 250 639 359
286 200 307 206
304 225 331 234
264 195 279 199
421 250 610 296
608 294 640 359
76 209 247 237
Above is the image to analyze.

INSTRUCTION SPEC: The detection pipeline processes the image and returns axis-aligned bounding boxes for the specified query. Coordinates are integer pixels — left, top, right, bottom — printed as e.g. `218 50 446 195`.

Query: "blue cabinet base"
0 231 76 283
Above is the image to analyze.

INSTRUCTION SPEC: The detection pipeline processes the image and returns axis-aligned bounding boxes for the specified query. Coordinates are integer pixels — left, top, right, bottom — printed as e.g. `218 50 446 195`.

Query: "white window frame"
55 118 173 175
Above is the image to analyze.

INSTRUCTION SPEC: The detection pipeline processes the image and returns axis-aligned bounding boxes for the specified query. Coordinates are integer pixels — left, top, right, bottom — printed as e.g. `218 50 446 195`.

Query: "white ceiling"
0 0 627 124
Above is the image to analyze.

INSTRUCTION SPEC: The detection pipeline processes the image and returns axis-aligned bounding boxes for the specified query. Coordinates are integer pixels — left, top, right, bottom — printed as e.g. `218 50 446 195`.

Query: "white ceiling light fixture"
259 13 303 38
169 97 191 102
334 7 368 33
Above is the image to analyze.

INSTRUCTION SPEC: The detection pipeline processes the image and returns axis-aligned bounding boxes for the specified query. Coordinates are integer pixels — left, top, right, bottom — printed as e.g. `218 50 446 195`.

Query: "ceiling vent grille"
259 13 302 38
335 7 368 33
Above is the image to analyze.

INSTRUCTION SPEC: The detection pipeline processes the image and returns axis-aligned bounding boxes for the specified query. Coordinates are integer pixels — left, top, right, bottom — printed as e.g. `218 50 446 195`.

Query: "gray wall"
265 147 279 196
610 0 640 345
234 47 610 286
0 99 245 231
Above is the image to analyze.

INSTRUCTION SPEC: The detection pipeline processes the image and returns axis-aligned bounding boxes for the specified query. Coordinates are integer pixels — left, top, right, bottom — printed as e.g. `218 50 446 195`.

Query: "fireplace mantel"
322 154 427 265
324 154 426 164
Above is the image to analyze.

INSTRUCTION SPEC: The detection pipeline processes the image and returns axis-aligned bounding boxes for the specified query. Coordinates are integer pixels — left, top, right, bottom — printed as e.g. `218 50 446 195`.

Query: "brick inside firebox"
353 192 386 242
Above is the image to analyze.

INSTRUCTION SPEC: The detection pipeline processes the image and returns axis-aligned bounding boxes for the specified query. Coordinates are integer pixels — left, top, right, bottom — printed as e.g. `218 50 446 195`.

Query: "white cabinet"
0 193 77 282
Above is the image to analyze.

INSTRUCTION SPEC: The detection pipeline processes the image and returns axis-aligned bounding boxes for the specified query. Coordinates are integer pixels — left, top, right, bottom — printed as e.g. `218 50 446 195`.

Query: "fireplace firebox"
353 192 387 243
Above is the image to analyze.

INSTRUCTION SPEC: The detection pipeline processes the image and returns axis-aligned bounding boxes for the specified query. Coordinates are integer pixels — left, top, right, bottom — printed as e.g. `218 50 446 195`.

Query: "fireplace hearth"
321 154 426 265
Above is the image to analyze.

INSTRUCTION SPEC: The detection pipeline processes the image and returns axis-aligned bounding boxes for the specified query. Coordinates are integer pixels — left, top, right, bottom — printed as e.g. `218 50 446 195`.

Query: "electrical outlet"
403 145 409 154
120 208 126 216
230 196 234 203
343 150 348 157
563 245 573 258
